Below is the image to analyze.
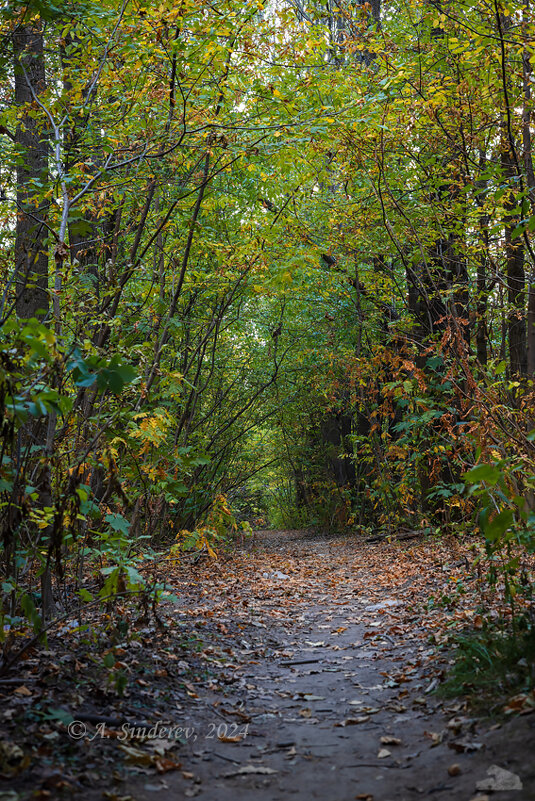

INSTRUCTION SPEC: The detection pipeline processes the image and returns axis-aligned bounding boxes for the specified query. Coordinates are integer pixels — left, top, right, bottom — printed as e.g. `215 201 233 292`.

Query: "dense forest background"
1 0 535 667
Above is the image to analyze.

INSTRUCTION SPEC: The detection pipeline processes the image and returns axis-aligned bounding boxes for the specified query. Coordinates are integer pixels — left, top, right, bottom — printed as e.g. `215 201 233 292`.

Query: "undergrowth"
440 620 535 713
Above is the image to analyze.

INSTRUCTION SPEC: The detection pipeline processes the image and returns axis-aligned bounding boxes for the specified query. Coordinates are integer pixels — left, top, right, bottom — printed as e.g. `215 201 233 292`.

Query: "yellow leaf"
14 686 32 697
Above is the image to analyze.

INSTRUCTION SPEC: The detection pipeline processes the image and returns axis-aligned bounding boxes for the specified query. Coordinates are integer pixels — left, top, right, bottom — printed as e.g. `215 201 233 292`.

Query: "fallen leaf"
424 730 444 746
377 748 391 759
0 741 29 776
448 740 483 753
335 716 370 726
118 744 154 766
380 736 401 745
220 707 251 722
13 686 32 697
225 765 278 777
503 692 535 715
476 765 523 792
155 757 182 774
149 739 175 756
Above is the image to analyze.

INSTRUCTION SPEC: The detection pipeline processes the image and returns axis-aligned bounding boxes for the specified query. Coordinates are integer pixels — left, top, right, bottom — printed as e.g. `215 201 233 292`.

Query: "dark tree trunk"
13 21 49 319
320 412 356 488
502 148 527 375
506 224 527 375
528 280 535 374
522 14 535 374
13 21 55 619
476 214 490 367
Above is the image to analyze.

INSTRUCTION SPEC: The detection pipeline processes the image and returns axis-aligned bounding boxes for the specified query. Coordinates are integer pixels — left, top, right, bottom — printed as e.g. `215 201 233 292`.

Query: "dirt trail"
123 529 535 801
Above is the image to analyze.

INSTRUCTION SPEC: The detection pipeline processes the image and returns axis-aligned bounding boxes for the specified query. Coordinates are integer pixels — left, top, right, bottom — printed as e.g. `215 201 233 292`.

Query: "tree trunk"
13 21 49 319
502 145 527 375
522 9 535 373
13 20 55 620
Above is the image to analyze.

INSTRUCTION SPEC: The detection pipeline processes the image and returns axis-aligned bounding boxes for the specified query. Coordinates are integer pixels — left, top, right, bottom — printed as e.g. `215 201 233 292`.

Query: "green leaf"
105 513 130 535
45 707 75 725
103 652 115 668
484 509 514 541
463 464 501 486
97 359 137 394
125 565 145 588
20 592 42 633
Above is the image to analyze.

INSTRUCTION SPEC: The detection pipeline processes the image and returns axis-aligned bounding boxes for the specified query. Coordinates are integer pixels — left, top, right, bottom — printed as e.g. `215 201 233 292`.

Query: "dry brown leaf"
424 730 444 746
118 744 154 766
335 716 370 727
220 707 251 722
155 757 182 774
503 692 535 715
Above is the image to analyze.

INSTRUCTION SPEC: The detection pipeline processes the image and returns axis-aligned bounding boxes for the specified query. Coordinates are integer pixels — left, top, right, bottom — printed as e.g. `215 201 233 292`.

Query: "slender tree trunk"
502 145 527 376
528 282 535 374
476 245 489 367
475 152 490 367
522 7 535 372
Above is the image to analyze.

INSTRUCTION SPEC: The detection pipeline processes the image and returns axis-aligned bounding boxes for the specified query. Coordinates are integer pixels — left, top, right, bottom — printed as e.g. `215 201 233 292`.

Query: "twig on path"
366 531 422 544
212 752 241 765
346 763 410 769
76 712 150 729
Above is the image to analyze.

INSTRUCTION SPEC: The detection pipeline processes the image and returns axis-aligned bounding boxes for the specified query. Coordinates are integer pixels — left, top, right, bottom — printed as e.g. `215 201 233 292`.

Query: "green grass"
440 619 535 713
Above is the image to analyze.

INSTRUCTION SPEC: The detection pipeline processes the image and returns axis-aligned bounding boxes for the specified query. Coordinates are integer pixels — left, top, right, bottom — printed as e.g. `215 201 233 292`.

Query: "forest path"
125 529 533 801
